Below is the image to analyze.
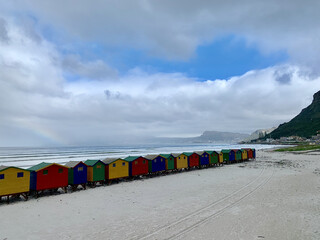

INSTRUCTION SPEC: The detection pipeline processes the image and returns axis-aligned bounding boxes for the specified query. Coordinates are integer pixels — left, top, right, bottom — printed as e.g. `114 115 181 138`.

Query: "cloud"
62 54 118 81
0 17 9 43
1 7 320 147
7 0 320 69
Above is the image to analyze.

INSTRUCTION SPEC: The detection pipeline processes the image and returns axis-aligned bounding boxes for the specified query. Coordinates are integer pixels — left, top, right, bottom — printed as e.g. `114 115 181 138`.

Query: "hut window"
154 159 157 163
122 162 125 166
17 172 24 178
58 168 63 173
97 165 101 168
161 159 163 162
143 160 146 164
78 167 83 172
135 161 138 165
0 174 4 180
43 170 48 175
113 163 116 167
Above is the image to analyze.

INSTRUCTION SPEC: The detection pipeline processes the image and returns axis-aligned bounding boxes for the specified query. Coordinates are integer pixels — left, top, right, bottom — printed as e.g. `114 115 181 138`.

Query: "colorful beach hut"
84 160 105 186
65 161 88 190
103 158 129 181
144 154 166 174
0 166 30 202
205 151 219 166
241 149 248 161
29 162 69 194
252 149 256 159
233 149 243 162
195 151 210 167
242 148 253 159
221 149 235 163
219 152 224 165
124 156 149 177
183 152 200 168
160 154 175 171
172 153 188 170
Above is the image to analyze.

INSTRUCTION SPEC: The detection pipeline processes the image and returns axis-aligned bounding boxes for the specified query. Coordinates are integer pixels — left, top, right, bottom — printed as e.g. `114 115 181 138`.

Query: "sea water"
0 144 279 169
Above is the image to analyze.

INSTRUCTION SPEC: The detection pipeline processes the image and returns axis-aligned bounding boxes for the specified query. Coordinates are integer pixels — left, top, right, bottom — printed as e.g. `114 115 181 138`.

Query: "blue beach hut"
195 151 210 167
144 154 166 174
65 161 88 190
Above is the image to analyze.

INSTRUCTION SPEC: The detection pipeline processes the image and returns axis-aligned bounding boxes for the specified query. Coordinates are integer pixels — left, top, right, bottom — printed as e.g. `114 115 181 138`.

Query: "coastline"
1 149 319 239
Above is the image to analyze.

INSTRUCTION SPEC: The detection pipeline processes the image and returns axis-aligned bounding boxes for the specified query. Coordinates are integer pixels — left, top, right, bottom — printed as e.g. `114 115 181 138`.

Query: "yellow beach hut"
219 152 224 165
0 166 30 202
103 158 129 182
172 153 188 170
241 149 248 161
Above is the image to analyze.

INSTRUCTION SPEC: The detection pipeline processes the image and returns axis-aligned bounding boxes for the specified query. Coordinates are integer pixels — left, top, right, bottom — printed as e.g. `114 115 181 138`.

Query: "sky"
1 0 320 147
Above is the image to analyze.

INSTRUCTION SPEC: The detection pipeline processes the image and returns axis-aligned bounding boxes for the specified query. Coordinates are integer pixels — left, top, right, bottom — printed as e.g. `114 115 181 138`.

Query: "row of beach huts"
0 148 255 203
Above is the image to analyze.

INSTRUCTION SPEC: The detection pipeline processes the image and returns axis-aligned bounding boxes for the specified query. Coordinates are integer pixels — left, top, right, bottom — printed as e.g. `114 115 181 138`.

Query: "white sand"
0 149 319 240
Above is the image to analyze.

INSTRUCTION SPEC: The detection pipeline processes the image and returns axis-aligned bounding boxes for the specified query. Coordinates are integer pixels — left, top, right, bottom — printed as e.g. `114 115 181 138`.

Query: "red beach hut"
183 152 200 169
28 162 69 195
124 156 149 177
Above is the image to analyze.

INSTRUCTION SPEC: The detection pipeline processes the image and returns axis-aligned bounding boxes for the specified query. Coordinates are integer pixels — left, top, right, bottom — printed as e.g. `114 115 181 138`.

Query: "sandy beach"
0 149 319 240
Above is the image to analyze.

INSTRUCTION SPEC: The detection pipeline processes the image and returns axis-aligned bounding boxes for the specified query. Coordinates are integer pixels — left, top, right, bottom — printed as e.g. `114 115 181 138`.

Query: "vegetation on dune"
275 144 320 152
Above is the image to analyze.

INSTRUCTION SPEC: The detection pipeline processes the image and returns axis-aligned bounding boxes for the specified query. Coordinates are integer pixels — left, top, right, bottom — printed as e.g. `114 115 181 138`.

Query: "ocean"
0 144 278 169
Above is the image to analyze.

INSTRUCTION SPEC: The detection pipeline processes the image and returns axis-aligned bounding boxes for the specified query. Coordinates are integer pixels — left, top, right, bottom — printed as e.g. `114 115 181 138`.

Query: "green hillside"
266 90 320 139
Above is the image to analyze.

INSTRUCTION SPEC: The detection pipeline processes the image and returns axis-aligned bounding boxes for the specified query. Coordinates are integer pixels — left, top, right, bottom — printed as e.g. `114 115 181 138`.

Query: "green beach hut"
84 160 105 186
205 151 219 165
160 154 175 171
233 149 242 162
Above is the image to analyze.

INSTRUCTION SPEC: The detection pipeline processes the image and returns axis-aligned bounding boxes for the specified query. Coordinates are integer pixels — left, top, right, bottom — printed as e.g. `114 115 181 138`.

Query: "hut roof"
0 166 30 172
124 156 140 162
84 159 103 166
65 161 87 168
194 151 204 155
28 162 52 171
160 154 172 159
144 154 159 160
205 150 219 154
231 149 241 153
183 152 194 157
221 149 231 153
171 153 181 157
102 158 124 165
28 162 68 172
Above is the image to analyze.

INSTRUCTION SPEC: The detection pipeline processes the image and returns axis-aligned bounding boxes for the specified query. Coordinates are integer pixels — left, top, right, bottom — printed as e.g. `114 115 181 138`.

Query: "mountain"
265 90 320 139
153 130 250 144
193 131 249 143
245 127 277 142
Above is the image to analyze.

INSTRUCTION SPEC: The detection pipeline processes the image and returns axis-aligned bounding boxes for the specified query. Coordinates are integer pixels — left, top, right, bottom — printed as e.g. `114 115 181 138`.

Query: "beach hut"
160 154 175 171
65 161 88 190
172 153 188 170
219 152 224 165
0 166 30 202
183 152 200 169
124 156 149 177
252 149 256 159
205 151 219 166
28 162 69 195
241 149 248 161
242 148 253 159
84 160 105 186
103 158 129 182
233 149 243 162
221 149 235 163
144 154 166 174
195 151 210 167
